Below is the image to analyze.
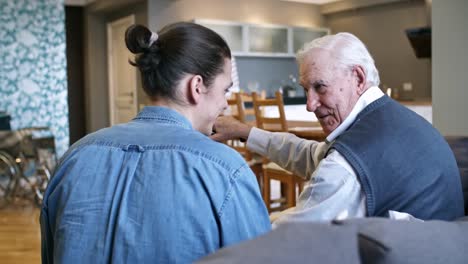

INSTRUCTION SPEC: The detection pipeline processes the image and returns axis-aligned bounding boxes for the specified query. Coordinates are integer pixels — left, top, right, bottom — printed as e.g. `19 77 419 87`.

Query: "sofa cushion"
335 217 468 264
445 136 468 215
197 222 361 264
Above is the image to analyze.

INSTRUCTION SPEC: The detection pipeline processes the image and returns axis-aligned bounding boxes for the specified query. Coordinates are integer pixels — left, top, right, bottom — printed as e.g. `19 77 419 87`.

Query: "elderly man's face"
299 49 363 135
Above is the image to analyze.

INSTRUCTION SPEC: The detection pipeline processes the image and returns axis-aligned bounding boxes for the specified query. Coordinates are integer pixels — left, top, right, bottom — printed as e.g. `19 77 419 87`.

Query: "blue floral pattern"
0 0 69 157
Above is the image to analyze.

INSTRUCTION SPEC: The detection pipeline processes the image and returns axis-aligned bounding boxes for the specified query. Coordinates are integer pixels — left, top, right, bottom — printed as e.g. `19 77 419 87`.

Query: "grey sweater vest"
329 95 464 220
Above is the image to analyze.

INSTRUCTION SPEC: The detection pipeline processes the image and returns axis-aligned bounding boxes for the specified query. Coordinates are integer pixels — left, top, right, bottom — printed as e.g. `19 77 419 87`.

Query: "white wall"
432 0 468 135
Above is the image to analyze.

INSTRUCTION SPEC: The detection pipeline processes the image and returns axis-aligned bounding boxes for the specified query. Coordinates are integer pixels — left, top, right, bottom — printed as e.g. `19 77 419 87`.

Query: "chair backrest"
227 92 252 123
16 127 57 170
32 136 57 171
252 91 288 132
225 93 254 160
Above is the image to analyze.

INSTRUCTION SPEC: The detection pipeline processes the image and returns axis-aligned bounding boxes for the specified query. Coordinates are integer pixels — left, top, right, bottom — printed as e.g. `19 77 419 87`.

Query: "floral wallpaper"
0 0 69 157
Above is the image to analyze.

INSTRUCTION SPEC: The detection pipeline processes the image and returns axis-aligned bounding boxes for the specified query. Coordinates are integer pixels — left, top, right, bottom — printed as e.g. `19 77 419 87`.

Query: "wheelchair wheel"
0 151 19 208
33 165 51 207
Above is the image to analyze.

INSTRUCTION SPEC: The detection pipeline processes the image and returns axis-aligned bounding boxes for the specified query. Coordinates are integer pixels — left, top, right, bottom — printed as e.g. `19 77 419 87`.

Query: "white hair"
296 32 380 87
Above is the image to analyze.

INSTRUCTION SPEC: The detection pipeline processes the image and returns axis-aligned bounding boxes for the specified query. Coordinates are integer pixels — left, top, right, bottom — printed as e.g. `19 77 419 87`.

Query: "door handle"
119 91 134 98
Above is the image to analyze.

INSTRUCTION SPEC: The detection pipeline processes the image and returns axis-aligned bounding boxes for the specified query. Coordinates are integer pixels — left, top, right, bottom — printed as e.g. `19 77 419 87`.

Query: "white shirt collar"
326 86 384 142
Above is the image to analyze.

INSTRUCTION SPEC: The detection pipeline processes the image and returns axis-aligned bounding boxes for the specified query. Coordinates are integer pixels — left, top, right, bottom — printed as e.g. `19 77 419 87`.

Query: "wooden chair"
226 92 257 158
225 92 263 188
227 92 256 124
252 91 306 212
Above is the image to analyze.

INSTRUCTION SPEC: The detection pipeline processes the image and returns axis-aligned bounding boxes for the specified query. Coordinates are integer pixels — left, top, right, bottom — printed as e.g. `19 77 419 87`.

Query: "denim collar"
134 106 193 130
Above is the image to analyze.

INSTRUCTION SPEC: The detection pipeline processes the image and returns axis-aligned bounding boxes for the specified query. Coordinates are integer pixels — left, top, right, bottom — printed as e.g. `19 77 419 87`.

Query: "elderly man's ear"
353 65 367 95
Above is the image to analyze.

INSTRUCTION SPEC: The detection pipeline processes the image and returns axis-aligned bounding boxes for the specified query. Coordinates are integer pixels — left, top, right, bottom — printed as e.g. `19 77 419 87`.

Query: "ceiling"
280 0 343 4
65 0 343 6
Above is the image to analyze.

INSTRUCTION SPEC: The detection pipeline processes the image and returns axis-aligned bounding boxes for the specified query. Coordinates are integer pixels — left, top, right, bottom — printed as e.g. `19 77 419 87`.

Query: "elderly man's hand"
210 116 253 143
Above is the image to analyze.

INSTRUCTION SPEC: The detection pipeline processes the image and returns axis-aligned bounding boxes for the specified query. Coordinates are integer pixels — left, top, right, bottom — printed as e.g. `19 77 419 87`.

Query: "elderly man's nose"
306 92 320 112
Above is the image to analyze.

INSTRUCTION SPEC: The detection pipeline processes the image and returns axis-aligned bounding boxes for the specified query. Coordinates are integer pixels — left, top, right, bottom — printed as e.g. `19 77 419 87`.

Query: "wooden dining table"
286 120 327 141
242 117 326 141
257 120 326 141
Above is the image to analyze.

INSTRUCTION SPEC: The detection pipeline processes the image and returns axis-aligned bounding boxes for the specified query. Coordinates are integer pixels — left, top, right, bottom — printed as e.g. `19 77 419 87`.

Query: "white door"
107 15 137 125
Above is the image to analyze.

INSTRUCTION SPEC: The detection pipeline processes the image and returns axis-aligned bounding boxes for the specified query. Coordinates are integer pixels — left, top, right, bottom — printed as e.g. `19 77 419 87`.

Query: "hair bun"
125 24 153 54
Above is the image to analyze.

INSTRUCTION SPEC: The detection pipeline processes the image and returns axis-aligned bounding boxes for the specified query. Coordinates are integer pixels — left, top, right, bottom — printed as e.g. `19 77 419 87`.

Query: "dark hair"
125 22 231 101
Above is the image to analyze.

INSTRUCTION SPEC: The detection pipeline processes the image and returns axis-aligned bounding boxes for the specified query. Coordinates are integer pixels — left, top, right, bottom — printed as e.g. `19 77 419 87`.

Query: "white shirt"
247 86 384 226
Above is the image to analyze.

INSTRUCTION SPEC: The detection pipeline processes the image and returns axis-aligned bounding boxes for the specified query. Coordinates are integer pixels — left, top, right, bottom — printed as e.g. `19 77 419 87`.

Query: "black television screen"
405 27 431 58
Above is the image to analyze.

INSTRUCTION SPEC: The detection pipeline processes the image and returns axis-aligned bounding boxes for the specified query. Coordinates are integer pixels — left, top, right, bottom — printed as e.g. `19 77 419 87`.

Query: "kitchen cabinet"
195 20 243 52
194 19 329 57
293 27 328 53
248 25 288 54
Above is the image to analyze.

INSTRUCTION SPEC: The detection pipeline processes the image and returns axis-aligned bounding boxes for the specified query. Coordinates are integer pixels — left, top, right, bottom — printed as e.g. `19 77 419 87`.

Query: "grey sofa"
197 217 468 264
198 137 468 264
445 136 468 215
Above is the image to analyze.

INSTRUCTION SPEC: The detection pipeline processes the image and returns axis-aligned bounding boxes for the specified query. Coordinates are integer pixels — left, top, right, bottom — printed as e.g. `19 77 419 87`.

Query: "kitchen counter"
397 99 432 106
284 97 432 105
264 100 433 124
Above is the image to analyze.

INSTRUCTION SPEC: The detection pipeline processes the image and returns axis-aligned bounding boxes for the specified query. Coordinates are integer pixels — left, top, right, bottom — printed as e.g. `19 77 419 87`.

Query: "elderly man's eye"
314 84 326 93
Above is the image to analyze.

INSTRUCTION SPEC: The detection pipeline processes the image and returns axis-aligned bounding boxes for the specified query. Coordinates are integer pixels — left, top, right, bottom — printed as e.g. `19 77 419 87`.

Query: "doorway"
107 15 137 125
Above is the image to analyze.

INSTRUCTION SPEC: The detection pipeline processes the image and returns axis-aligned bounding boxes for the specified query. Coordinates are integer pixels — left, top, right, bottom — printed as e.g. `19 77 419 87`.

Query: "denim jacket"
41 106 271 263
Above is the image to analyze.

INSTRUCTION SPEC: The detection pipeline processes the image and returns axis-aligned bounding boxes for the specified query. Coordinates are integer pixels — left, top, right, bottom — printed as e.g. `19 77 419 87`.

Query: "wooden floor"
0 204 41 264
0 183 283 264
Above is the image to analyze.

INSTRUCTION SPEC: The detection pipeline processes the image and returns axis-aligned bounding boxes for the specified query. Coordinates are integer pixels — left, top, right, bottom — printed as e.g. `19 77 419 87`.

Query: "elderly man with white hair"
211 32 464 225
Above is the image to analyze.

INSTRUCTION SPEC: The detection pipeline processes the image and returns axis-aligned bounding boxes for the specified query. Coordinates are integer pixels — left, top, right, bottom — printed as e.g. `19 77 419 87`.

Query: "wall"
324 0 431 100
0 0 69 157
148 0 324 97
432 0 468 136
84 0 146 132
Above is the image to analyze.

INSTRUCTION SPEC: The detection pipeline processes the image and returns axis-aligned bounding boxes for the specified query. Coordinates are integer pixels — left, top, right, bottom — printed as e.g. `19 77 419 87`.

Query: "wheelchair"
0 127 56 208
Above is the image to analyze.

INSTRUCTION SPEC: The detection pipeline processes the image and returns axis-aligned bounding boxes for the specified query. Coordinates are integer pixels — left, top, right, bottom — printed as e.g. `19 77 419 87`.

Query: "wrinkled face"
198 58 232 135
299 49 361 135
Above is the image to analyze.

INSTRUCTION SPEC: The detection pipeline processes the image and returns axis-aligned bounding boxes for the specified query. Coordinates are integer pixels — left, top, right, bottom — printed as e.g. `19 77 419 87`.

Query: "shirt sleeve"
247 127 329 180
272 150 366 227
246 128 366 225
